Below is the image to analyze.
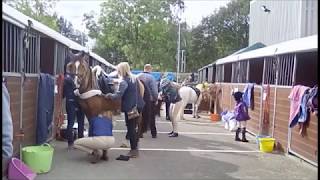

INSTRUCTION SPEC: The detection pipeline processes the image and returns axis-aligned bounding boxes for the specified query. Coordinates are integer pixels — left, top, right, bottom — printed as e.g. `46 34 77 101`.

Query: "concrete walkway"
37 114 317 180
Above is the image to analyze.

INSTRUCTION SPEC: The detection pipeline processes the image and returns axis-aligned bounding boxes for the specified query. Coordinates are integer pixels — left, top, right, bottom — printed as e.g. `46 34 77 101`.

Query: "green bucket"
22 143 54 174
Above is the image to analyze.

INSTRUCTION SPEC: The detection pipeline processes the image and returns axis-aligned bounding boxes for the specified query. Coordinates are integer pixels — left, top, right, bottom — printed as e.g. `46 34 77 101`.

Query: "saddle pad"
188 85 201 98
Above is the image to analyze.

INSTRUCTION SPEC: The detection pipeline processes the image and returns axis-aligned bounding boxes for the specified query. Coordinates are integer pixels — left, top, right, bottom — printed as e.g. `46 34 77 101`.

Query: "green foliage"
58 16 88 45
187 0 250 71
85 0 249 72
7 0 89 46
84 0 179 71
8 0 60 31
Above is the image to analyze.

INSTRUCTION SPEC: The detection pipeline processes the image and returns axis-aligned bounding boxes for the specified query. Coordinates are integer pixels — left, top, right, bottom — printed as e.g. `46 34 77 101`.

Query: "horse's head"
67 51 92 93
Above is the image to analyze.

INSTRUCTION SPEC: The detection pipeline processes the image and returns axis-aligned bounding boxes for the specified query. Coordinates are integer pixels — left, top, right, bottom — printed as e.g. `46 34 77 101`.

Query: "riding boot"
241 128 249 142
235 128 241 141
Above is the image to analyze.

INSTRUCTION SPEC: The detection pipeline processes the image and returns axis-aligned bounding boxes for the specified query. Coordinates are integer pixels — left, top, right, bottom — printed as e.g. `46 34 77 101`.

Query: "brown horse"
67 51 146 136
67 51 121 119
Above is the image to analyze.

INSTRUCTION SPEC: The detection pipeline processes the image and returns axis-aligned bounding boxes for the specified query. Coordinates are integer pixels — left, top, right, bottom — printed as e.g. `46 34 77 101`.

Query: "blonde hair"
117 62 132 78
144 64 152 72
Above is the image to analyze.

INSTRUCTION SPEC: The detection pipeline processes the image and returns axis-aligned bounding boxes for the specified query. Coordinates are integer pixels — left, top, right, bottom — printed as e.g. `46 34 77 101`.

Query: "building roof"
216 34 317 65
2 3 115 69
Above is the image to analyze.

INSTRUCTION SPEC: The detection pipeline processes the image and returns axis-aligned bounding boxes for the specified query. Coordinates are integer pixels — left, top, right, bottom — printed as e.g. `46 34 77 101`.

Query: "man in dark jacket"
137 64 159 138
63 63 85 149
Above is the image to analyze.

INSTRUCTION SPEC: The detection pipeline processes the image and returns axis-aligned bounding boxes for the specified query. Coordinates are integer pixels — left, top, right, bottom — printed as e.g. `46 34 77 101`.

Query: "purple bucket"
8 157 37 180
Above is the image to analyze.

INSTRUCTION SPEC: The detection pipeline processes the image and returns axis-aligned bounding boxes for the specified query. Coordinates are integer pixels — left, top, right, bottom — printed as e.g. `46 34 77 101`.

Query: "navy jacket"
109 76 145 112
63 73 77 100
137 72 158 101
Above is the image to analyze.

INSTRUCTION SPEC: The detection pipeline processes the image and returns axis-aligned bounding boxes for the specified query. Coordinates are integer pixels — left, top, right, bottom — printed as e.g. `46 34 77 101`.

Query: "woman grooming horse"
104 62 145 158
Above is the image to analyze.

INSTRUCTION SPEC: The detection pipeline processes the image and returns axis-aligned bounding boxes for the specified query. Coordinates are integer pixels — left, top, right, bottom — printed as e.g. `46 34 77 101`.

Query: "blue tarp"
132 70 176 81
36 73 55 144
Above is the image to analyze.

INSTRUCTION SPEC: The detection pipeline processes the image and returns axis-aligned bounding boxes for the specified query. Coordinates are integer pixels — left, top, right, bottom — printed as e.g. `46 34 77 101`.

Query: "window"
263 57 277 85
223 63 232 82
207 65 216 83
294 52 317 87
248 58 264 84
2 20 22 73
263 54 295 86
215 65 223 82
277 54 295 86
231 60 248 83
55 43 68 74
24 30 39 74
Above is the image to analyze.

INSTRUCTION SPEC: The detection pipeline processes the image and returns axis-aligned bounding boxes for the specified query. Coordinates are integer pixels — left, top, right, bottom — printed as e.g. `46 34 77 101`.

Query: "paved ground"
37 113 317 180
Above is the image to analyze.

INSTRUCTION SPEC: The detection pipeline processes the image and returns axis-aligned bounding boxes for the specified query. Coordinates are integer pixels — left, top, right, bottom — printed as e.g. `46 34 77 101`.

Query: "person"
73 111 114 164
159 78 182 137
105 62 145 158
190 72 195 82
160 73 171 121
137 64 158 138
2 81 13 177
63 63 85 149
233 91 250 142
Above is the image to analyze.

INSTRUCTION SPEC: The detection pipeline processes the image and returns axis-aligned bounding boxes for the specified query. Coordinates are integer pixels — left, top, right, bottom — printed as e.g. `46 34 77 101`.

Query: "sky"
54 0 230 48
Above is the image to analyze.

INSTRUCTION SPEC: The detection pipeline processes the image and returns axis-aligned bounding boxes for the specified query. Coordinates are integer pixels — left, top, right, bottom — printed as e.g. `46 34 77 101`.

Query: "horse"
67 51 121 119
67 51 147 137
156 81 207 120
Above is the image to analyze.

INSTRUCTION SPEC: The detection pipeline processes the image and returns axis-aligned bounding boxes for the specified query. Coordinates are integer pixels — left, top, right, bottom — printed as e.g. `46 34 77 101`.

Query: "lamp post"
176 0 184 83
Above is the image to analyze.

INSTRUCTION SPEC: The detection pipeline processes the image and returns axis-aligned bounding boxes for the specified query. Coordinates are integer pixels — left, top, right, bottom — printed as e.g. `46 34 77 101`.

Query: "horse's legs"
193 94 202 119
179 100 187 120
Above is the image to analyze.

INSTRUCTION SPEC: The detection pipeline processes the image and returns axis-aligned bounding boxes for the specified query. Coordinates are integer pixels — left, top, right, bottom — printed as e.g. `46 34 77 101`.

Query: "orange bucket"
210 113 220 122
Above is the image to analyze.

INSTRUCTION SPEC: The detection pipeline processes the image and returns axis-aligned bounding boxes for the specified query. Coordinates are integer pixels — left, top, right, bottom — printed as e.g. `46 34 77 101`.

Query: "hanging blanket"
36 73 55 144
242 83 254 110
288 85 309 128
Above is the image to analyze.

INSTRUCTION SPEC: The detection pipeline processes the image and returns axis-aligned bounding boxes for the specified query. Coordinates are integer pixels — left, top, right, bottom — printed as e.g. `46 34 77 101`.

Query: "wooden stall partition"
261 86 275 136
246 85 262 135
273 87 290 152
220 83 233 111
289 114 318 166
22 76 38 146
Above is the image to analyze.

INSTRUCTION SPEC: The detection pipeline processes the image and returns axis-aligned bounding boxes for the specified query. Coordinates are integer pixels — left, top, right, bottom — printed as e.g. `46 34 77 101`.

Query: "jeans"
165 99 171 118
142 101 157 136
66 100 84 146
124 112 138 150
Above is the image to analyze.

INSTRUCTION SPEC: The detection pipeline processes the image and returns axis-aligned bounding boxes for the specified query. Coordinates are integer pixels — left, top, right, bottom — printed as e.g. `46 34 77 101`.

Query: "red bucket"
210 113 220 122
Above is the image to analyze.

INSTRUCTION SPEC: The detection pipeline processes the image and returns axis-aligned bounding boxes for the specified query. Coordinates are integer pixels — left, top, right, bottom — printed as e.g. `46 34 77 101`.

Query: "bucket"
8 157 37 180
259 138 275 153
22 143 54 174
256 135 270 148
210 113 220 122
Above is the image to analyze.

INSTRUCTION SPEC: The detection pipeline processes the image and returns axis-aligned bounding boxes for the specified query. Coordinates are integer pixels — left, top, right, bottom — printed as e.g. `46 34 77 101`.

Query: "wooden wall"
4 76 22 156
3 76 38 156
290 114 318 164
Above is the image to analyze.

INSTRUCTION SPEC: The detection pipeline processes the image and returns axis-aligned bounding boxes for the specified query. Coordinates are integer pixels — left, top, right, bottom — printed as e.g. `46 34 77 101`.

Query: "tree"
84 0 179 71
186 0 250 70
57 16 88 45
7 0 60 31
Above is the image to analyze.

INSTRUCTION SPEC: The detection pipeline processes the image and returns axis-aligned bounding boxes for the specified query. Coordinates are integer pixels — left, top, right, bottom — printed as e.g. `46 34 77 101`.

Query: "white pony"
177 85 203 119
164 82 207 120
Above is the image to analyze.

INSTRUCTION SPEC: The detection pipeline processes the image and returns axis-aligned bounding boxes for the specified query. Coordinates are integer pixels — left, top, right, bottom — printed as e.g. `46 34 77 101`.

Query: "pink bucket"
8 158 37 180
